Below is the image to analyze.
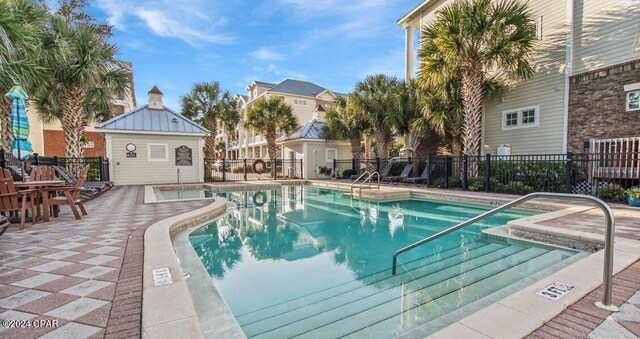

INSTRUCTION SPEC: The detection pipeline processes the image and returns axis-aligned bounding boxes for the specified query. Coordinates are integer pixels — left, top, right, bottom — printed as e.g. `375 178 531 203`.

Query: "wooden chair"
0 169 37 229
30 166 56 181
43 166 89 220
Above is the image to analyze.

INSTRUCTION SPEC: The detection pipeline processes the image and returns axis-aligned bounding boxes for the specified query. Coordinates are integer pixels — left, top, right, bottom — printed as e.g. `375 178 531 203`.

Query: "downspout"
562 0 574 153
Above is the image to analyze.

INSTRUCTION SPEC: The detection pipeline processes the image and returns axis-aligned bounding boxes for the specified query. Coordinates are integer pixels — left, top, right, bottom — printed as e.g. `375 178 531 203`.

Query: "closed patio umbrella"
6 85 33 179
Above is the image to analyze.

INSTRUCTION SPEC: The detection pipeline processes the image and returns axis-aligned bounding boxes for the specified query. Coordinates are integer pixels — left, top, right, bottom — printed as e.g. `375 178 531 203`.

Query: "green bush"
596 183 626 202
230 165 253 174
467 177 485 191
626 186 640 200
389 162 408 176
433 176 461 188
499 181 534 195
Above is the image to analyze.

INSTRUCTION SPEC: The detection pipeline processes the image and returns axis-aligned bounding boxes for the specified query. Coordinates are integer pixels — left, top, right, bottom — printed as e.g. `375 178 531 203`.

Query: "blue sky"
77 0 418 111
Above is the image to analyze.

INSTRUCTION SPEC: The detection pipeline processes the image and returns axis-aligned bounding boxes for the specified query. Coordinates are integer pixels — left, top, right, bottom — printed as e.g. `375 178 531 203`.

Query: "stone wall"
567 60 640 153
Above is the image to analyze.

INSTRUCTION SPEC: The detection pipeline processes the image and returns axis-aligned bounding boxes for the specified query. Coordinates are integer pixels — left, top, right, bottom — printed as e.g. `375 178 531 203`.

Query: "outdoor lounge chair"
0 168 37 229
403 165 431 187
0 215 9 237
350 162 393 181
382 163 414 185
43 166 90 220
53 165 110 200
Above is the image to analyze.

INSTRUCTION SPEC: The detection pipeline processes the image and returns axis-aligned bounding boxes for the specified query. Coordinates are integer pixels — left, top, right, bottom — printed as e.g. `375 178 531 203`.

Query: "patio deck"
0 184 638 338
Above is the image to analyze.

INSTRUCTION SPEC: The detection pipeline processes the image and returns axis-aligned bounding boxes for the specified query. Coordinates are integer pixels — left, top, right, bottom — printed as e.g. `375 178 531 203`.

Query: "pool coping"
142 184 640 339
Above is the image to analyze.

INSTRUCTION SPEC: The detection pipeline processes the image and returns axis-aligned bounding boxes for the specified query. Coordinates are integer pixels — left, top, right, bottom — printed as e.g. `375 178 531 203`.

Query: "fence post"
462 154 469 191
53 156 59 166
98 156 104 181
484 153 492 192
376 157 380 173
243 158 247 181
33 153 39 166
0 149 5 169
222 158 226 182
444 156 451 189
565 152 573 193
333 159 337 176
104 158 110 181
300 158 304 179
426 155 431 188
352 158 356 175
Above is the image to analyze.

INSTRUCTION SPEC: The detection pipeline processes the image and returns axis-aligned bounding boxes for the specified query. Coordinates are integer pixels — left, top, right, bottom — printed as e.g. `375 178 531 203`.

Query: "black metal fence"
205 158 304 182
0 150 110 182
333 152 639 202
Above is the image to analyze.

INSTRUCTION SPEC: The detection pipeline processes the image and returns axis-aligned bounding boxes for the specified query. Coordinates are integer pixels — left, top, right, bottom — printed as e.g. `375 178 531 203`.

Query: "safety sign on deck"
536 282 575 300
152 267 173 287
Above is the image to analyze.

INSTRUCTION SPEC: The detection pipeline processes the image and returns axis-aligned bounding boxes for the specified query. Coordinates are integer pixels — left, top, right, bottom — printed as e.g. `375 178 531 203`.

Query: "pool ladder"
350 171 380 199
390 192 618 312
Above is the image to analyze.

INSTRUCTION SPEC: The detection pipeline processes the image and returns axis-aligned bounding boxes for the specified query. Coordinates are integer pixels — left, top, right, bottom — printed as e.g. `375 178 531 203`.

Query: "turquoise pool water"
188 186 579 338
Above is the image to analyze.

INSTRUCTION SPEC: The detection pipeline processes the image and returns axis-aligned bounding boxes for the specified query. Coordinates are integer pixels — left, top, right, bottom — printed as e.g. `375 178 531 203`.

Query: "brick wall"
43 130 106 157
568 60 640 153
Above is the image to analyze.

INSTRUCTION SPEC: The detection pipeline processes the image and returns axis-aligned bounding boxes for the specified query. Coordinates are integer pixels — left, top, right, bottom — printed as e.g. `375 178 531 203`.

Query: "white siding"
573 0 640 75
107 133 203 185
484 0 568 154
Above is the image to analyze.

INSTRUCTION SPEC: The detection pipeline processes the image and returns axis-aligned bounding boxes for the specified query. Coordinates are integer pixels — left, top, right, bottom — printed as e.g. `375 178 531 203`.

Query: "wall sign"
175 145 193 166
536 282 575 300
126 151 137 158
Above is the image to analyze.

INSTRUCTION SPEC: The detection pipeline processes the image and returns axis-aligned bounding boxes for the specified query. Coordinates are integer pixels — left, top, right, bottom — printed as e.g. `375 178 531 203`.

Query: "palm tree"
33 18 131 173
243 96 298 179
180 82 240 159
419 0 535 157
352 74 399 159
0 0 47 151
389 79 428 160
323 95 370 171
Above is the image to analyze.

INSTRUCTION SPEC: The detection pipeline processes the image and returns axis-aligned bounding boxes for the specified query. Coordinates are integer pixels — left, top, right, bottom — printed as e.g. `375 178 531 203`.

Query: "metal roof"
254 81 276 87
278 118 326 142
95 105 209 135
268 79 327 98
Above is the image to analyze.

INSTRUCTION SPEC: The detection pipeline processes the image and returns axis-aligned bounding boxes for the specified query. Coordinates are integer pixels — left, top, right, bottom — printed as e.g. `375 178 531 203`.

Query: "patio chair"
0 168 37 229
30 166 57 181
403 165 431 187
52 165 107 200
382 163 414 185
0 215 8 237
350 162 393 180
43 166 90 220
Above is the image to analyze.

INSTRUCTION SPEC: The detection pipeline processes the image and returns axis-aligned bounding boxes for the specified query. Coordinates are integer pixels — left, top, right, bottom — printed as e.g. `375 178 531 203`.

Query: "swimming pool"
188 186 580 338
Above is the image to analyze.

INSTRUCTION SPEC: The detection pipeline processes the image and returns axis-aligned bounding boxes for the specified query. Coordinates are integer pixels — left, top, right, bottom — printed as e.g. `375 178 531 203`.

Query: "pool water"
188 186 579 338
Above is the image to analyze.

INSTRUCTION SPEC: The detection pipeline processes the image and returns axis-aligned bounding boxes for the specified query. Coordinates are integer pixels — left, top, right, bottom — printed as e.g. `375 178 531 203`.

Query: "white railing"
590 137 640 180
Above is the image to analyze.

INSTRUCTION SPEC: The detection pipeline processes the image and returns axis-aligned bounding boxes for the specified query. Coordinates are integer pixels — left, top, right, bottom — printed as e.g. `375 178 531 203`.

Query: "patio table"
14 180 65 222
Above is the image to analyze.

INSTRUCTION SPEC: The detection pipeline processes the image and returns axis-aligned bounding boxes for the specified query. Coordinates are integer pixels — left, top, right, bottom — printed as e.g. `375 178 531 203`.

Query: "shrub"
467 177 485 191
626 186 640 200
389 162 408 176
596 183 626 202
499 181 534 195
230 165 253 174
433 176 461 188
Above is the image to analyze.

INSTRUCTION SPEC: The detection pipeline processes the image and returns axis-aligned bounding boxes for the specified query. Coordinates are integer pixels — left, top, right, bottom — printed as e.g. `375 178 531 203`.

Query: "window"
326 148 337 162
147 143 168 162
502 105 540 130
627 90 640 111
294 99 307 105
82 141 95 149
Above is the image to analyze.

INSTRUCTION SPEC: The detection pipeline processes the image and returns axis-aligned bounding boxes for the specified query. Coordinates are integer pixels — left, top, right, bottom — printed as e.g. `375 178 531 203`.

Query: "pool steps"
235 239 571 339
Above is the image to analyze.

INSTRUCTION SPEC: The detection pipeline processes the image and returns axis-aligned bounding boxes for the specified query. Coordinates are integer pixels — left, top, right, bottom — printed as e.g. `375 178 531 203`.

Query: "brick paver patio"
0 186 207 338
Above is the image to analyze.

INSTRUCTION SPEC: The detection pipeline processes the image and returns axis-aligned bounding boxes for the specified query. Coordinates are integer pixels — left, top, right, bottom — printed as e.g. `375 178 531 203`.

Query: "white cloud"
250 47 284 61
94 0 235 46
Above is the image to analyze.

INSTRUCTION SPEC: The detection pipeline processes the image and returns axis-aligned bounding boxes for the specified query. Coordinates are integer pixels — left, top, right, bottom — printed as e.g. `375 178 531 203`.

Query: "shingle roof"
95 105 209 135
148 86 163 94
278 118 326 142
254 81 276 87
268 79 327 97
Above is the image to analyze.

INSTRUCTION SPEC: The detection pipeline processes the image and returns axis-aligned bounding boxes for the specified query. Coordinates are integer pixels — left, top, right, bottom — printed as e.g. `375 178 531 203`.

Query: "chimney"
148 86 164 110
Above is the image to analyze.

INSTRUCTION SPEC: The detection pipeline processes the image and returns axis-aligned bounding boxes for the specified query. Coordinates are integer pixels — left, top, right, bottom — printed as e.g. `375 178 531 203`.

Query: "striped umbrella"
5 85 33 160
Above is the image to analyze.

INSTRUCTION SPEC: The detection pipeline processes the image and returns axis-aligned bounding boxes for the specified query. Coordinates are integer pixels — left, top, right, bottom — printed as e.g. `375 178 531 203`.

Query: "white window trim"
326 148 337 163
147 143 169 162
501 105 540 130
626 90 640 112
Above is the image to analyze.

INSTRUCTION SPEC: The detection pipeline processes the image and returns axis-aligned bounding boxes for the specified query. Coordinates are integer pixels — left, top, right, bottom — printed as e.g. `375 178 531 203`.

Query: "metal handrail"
390 192 618 311
350 171 371 196
359 171 380 198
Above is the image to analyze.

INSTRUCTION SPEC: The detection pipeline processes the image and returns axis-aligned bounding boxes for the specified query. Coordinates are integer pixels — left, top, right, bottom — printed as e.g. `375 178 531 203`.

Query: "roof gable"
95 105 209 135
278 118 328 142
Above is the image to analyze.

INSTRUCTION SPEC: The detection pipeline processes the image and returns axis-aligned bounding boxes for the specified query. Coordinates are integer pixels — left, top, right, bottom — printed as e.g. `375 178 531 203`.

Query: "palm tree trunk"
462 68 484 176
204 119 217 159
60 85 86 176
451 139 462 157
0 98 12 152
350 135 363 173
266 130 277 179
375 128 390 159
